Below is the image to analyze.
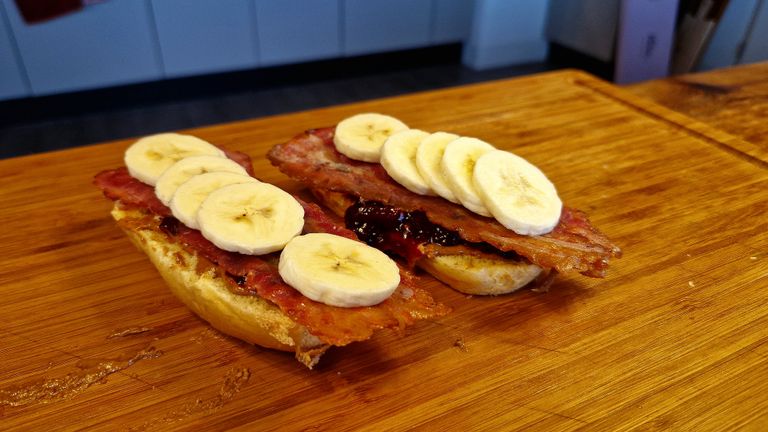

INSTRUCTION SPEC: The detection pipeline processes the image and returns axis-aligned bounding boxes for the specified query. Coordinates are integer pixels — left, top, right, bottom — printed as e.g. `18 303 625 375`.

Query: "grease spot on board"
0 346 162 408
107 327 154 339
191 327 228 344
128 367 251 431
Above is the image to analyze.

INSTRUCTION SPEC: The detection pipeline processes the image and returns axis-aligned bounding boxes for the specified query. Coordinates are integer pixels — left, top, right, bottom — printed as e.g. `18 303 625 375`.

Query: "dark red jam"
344 199 522 264
344 200 462 264
227 273 247 287
159 216 180 236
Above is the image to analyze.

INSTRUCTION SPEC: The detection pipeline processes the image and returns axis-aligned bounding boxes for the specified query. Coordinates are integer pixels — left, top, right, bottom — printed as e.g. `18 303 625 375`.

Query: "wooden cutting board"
1 70 767 431
627 61 768 161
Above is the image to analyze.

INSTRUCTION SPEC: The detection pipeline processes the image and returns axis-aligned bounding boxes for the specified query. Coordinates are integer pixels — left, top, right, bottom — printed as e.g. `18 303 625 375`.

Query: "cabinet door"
464 0 549 70
698 0 759 71
0 2 29 100
4 0 162 95
256 0 341 67
343 0 432 56
432 0 473 44
740 0 768 65
152 0 258 77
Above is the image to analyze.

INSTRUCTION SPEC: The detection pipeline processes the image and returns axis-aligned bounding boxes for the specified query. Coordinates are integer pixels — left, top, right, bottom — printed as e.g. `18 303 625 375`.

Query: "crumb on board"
106 327 153 339
453 337 468 352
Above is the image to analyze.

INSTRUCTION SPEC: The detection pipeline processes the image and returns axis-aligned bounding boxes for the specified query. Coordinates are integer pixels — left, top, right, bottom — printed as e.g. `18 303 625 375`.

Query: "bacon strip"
300 200 358 241
94 167 448 346
268 128 621 277
222 149 256 177
95 168 171 216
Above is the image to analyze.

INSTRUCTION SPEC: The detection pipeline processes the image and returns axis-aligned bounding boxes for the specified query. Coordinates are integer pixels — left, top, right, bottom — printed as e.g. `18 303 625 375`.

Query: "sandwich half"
95 146 449 368
268 126 621 295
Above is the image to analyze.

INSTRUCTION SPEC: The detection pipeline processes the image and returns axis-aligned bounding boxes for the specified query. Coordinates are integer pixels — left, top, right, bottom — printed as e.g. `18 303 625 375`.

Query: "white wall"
3 0 163 96
0 0 552 101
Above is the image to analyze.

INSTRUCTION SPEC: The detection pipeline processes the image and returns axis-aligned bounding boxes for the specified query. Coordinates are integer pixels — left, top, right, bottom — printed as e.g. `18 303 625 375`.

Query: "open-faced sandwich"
94 133 449 369
268 114 622 296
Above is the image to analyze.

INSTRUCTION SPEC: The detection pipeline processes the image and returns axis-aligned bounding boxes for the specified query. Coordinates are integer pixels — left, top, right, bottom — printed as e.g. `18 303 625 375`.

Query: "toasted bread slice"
418 253 542 295
112 205 329 368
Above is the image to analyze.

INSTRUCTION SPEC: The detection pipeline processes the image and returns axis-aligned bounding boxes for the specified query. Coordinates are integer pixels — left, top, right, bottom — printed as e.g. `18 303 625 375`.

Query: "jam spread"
159 216 180 236
344 200 462 264
344 199 523 265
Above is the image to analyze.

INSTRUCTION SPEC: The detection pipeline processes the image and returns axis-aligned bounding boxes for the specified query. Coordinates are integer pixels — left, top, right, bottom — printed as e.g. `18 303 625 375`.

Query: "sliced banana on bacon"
380 129 435 196
279 233 401 307
440 137 496 217
415 131 461 204
197 182 305 255
124 131 402 308
154 155 248 206
124 133 225 186
333 113 409 162
170 171 259 230
331 114 562 236
473 150 562 236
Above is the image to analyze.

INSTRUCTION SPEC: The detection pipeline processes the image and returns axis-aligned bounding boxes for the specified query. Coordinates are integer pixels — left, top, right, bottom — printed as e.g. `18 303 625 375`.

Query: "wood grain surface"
1 70 767 431
627 61 768 161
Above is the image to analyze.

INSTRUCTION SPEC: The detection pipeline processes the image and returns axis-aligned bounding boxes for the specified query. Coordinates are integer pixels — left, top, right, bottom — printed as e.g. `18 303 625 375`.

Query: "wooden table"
627 61 768 163
1 69 767 431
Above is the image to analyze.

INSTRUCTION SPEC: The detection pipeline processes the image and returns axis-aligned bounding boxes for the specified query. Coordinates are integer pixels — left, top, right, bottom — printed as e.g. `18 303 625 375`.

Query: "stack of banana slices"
333 113 563 236
124 133 400 308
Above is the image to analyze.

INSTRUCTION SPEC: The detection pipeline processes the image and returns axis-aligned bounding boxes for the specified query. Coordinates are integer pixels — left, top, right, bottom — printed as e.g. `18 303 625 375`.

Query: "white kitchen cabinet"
1 0 551 100
343 0 432 56
152 0 258 77
432 0 473 44
740 0 768 65
255 0 341 67
464 0 549 70
0 1 29 100
3 0 162 95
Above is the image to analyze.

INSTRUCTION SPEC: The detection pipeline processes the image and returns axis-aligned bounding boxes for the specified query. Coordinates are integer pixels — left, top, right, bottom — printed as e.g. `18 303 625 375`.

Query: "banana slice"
380 129 434 195
124 133 225 186
197 182 304 255
415 131 460 203
154 155 248 206
473 150 562 235
441 137 495 217
278 233 400 307
333 113 409 162
169 172 259 230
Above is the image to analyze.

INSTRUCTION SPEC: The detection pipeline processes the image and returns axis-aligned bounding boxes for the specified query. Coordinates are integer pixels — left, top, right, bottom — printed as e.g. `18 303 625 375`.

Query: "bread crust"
112 205 329 368
418 254 541 295
311 188 544 295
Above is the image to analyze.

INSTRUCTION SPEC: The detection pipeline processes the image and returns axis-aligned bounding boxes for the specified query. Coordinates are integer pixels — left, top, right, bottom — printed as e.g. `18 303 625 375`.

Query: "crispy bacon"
245 268 444 346
94 168 171 216
222 149 256 177
300 200 358 241
268 127 621 277
94 164 448 346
